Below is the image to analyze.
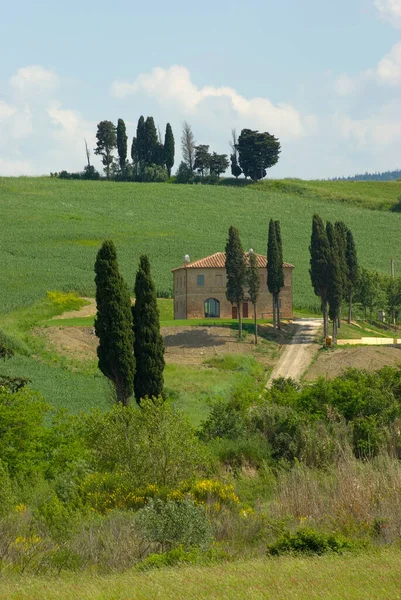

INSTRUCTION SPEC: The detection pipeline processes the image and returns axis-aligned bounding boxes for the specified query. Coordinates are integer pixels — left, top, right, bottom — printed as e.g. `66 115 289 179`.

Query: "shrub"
268 527 354 556
136 545 200 571
136 498 212 552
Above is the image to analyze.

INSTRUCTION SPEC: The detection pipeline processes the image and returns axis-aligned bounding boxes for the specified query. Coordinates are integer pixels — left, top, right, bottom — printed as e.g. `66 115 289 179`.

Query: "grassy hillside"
1 177 401 315
1 550 401 599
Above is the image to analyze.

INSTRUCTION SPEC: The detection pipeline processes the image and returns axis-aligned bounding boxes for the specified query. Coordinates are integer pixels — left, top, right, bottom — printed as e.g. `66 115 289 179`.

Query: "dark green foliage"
194 145 211 177
136 116 146 164
267 219 281 328
236 129 281 181
326 222 343 342
164 123 175 177
225 226 246 338
144 117 158 165
175 161 194 184
209 152 229 178
345 229 358 323
334 221 348 323
133 255 165 404
116 118 128 172
309 214 331 336
268 528 354 556
247 250 260 343
94 240 135 405
230 153 242 178
94 120 117 179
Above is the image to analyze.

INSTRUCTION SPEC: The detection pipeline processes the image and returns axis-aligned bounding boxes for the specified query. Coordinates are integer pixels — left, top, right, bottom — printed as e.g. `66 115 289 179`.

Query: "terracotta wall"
173 266 293 319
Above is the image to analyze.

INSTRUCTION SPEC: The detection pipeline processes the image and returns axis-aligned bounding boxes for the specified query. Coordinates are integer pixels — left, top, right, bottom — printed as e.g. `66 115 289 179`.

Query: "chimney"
184 254 190 265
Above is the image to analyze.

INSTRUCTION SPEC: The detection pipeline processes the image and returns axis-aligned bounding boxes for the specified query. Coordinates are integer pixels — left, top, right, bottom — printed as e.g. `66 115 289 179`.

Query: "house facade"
172 252 294 320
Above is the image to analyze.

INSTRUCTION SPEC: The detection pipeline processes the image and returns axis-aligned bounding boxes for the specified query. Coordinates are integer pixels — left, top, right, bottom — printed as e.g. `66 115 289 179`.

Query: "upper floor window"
197 274 205 287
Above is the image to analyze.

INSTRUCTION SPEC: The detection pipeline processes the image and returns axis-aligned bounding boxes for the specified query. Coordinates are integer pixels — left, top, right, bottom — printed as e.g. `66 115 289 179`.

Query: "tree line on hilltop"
52 118 281 184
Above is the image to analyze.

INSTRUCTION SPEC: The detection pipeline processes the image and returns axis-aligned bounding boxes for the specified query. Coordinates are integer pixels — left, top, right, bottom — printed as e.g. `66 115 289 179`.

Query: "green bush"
136 545 201 571
268 527 355 556
136 498 212 552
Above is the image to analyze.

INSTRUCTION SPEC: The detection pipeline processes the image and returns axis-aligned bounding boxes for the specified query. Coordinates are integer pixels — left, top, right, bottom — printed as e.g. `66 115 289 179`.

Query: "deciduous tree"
194 145 211 177
225 226 247 339
94 240 135 405
209 152 229 178
94 121 117 179
181 121 196 172
132 255 165 404
236 129 280 181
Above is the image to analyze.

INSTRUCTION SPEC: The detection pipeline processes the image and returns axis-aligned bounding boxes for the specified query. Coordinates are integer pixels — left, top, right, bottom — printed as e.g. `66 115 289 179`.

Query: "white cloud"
111 65 315 140
333 73 357 96
9 65 59 93
376 41 401 84
335 101 401 146
375 0 401 27
0 65 94 175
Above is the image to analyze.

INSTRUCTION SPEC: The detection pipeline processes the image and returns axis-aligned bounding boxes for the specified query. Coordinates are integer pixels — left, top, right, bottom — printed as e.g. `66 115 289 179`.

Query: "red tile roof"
172 252 294 271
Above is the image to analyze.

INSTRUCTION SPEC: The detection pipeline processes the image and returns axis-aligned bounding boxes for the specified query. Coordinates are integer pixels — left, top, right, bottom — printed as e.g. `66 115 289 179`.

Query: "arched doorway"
204 298 220 318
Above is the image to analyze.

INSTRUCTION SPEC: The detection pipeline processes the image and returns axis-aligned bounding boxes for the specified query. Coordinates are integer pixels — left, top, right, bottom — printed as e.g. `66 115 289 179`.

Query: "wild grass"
1 177 401 315
0 549 401 599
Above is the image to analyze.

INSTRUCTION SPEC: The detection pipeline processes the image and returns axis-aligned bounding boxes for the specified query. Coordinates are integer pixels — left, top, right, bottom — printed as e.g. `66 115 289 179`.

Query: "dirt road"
266 318 322 387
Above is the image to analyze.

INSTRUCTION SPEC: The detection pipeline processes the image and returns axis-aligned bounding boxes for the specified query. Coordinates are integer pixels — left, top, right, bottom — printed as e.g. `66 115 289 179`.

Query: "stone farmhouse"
172 251 294 320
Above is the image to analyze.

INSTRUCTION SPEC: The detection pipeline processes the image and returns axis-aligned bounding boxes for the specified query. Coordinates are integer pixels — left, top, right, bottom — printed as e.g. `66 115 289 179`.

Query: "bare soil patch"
304 345 401 381
40 325 280 367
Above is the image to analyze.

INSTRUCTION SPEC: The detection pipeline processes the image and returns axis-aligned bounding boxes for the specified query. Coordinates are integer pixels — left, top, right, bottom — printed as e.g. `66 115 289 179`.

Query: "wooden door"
243 302 249 318
232 306 237 319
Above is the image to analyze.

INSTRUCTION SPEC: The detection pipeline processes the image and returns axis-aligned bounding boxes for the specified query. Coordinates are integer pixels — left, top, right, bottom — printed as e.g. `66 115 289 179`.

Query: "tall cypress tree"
247 250 260 344
117 118 128 172
94 240 135 405
345 229 358 324
132 255 165 404
136 116 146 165
144 117 158 165
225 226 246 339
309 214 331 337
267 219 281 329
131 137 138 177
334 221 348 328
326 222 343 344
274 220 285 329
164 123 175 177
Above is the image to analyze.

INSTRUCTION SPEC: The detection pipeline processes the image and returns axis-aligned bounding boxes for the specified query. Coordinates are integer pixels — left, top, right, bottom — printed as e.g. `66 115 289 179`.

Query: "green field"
1 177 401 315
1 550 401 600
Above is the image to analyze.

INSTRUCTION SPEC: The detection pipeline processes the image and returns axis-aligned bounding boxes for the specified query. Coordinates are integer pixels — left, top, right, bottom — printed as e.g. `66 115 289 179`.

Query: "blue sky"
1 0 401 178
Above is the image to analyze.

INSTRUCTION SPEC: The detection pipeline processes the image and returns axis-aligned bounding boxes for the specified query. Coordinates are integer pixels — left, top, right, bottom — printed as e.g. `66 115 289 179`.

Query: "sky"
1 0 401 179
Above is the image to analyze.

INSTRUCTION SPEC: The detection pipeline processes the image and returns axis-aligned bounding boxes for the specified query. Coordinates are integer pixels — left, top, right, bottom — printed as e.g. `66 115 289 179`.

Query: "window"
205 298 220 318
197 274 204 287
215 274 223 287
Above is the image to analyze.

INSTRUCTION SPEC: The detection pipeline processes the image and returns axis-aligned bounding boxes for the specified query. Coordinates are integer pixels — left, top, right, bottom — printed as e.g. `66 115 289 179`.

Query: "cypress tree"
136 116 146 165
131 137 138 177
309 214 331 337
164 123 175 177
267 219 281 329
132 255 165 404
274 220 285 329
225 226 247 339
326 222 343 344
117 118 128 172
144 117 158 165
345 229 358 324
247 250 260 344
94 240 135 405
334 221 348 328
